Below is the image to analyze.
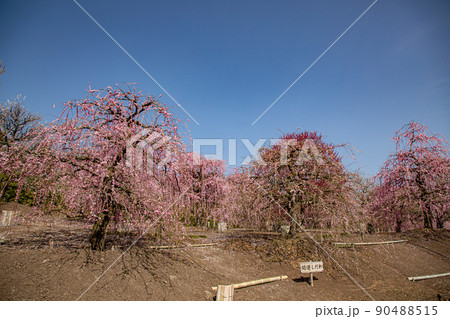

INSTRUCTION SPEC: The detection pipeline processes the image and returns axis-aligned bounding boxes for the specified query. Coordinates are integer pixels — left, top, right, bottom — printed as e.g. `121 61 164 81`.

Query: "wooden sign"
300 261 323 273
300 261 323 287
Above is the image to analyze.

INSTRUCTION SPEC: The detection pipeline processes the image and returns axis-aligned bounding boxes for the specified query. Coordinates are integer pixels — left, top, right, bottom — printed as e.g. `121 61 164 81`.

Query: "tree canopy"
1 80 448 250
371 121 449 231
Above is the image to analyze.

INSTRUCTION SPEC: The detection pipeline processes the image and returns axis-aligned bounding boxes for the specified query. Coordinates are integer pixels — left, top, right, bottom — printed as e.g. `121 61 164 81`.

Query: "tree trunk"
423 202 434 229
289 205 299 235
395 219 402 232
290 214 297 234
90 212 111 250
0 175 12 200
436 218 444 229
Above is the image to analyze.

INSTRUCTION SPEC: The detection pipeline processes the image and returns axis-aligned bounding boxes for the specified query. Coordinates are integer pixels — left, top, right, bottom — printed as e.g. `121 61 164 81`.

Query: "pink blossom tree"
1 85 189 250
243 131 360 232
371 122 449 231
217 167 272 229
175 153 226 226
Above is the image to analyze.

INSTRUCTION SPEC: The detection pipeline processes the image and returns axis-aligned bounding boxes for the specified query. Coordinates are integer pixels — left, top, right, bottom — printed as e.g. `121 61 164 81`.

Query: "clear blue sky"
1 0 449 176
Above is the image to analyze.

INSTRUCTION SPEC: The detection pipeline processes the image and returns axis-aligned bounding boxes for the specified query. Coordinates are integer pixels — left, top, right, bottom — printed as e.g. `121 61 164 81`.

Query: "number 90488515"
375 305 437 316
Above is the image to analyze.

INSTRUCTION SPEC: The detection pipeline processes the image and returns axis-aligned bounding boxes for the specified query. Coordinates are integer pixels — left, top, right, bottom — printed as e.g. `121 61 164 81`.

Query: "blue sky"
1 0 449 176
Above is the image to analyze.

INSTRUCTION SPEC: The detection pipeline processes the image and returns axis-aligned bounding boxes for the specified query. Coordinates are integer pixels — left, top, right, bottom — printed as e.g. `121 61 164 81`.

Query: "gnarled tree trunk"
90 211 111 250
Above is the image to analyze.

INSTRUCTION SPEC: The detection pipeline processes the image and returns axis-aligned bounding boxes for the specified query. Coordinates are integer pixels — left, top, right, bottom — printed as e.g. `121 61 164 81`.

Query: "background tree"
0 60 5 78
248 131 359 233
175 153 226 226
218 167 271 229
0 61 41 149
371 122 449 231
0 95 41 148
0 62 42 203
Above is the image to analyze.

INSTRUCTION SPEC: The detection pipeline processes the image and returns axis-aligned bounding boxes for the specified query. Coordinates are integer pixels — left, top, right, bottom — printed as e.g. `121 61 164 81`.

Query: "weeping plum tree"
1 85 188 250
175 153 226 226
218 167 271 229
371 122 449 231
245 131 359 232
346 171 376 230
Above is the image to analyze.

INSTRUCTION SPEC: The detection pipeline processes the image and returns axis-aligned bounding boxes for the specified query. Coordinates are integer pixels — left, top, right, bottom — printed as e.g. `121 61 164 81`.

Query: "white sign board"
300 261 323 273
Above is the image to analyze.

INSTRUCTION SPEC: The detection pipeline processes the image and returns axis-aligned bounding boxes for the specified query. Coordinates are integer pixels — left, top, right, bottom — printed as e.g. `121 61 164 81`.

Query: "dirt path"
0 224 449 300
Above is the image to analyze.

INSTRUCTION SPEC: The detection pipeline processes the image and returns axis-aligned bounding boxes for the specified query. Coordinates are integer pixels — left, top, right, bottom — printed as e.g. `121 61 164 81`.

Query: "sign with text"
300 261 323 273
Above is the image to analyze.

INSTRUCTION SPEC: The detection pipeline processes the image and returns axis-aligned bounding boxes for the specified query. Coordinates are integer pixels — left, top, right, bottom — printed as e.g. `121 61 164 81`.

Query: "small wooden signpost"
300 261 323 287
360 223 366 241
218 222 227 232
280 225 290 236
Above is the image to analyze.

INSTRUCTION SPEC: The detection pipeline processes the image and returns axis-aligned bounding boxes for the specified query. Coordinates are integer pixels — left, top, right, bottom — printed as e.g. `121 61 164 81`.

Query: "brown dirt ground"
0 206 449 301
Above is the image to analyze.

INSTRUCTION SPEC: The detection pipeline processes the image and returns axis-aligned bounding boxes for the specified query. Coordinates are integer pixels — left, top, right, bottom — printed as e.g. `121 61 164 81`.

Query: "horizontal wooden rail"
334 239 407 248
408 273 450 282
148 243 218 249
212 275 288 291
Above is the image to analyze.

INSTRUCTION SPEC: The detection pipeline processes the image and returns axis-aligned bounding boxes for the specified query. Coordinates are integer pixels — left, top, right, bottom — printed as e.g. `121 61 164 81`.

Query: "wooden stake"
1 211 14 227
310 273 314 287
360 223 365 242
216 285 234 301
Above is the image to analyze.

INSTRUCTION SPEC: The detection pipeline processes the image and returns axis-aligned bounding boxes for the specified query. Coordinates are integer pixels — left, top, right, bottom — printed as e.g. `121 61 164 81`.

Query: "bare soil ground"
1 204 449 301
